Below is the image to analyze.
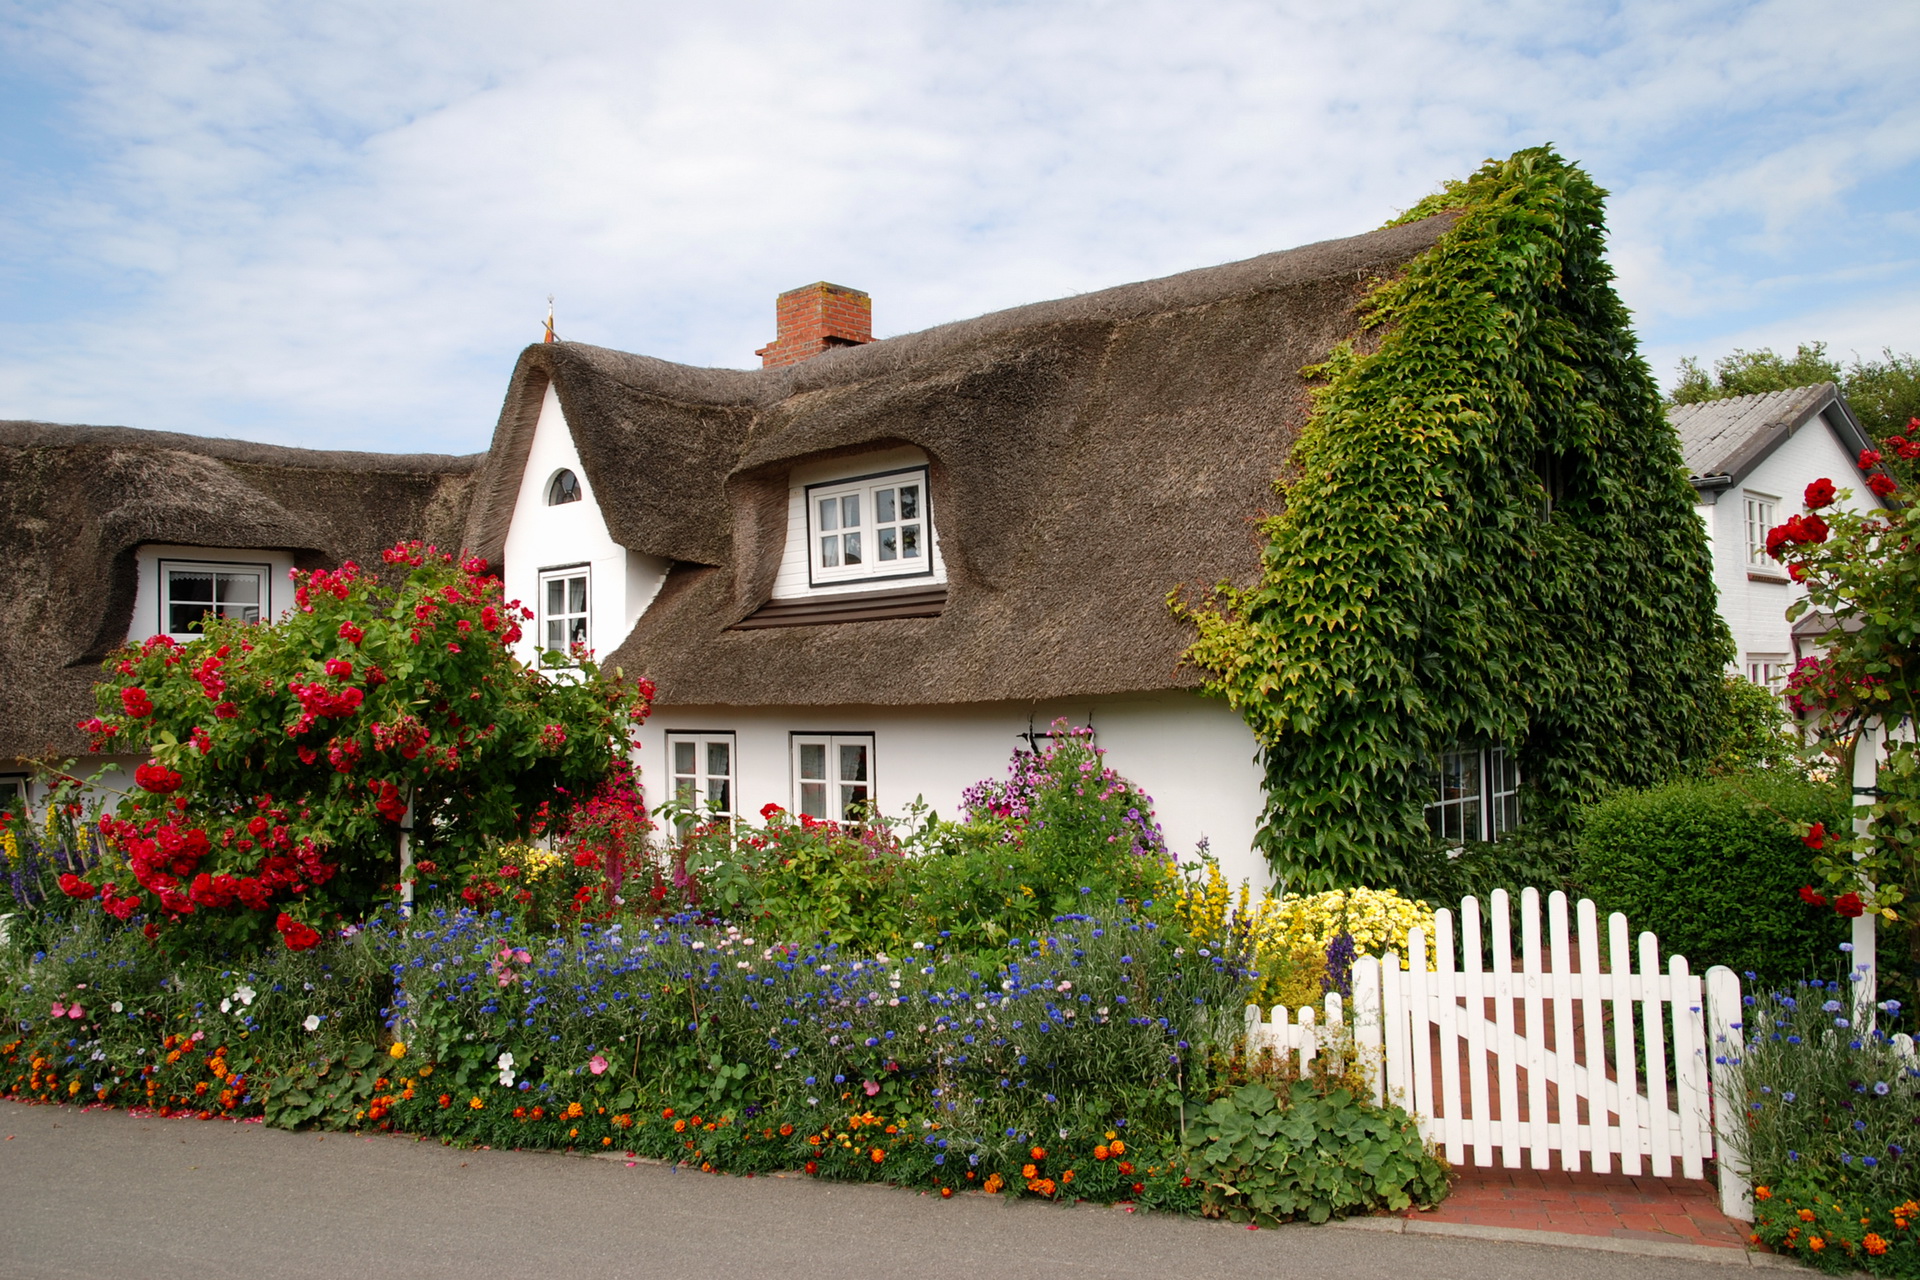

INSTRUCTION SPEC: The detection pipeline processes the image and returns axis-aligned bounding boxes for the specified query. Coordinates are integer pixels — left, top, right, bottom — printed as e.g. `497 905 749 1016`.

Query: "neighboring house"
0 422 478 807
1669 384 1883 692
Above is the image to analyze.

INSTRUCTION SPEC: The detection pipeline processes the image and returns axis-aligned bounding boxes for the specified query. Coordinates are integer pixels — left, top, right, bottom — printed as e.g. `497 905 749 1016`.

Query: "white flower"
303 1014 321 1032
110 1001 123 1013
497 1052 515 1069
498 1068 515 1086
234 985 256 1006
220 999 232 1013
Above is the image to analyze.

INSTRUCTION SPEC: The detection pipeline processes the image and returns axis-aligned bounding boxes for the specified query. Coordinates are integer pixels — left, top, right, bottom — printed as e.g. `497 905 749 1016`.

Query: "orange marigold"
871 1148 885 1164
1800 1209 1817 1222
1754 1187 1772 1201
1022 1163 1038 1179
1109 1139 1125 1155
1866 1234 1890 1256
1095 1145 1110 1161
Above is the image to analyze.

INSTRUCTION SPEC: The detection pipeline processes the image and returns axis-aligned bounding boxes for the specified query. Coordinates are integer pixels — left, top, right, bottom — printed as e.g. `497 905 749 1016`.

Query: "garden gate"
1245 887 1752 1218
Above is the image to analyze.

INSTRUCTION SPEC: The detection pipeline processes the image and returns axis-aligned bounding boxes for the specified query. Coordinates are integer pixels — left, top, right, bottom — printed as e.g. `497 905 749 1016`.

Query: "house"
1668 384 1884 690
0 422 478 811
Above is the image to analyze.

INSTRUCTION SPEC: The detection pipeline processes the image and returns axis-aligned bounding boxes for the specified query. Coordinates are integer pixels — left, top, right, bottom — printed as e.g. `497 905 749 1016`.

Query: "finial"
543 295 557 344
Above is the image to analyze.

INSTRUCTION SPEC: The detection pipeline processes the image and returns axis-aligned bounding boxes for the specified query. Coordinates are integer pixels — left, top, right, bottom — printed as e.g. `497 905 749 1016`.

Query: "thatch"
465 216 1456 706
0 421 479 763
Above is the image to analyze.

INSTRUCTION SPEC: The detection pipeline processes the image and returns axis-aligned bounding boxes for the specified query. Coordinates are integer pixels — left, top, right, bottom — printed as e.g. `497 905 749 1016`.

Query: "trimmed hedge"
1574 771 1848 982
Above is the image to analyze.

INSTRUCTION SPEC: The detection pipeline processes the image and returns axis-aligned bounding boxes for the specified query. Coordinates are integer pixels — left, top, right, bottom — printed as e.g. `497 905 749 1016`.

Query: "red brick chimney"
755 282 873 369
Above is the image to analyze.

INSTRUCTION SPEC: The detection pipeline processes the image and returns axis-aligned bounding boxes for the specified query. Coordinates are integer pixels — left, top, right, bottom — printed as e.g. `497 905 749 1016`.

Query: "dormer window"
547 468 582 505
807 467 932 587
162 559 268 639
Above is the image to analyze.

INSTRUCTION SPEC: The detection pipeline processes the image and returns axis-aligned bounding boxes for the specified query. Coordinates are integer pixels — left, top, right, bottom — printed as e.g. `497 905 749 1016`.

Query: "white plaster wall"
1698 409 1881 671
635 691 1271 892
11 755 138 820
770 446 948 600
128 545 299 645
501 382 669 668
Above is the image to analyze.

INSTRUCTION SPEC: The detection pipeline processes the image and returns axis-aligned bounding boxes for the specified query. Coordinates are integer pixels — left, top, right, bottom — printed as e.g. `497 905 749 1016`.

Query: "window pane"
899 485 919 519
569 576 587 615
798 742 826 781
675 778 696 806
876 488 895 522
842 495 861 528
567 616 588 645
820 536 840 568
674 741 695 774
818 498 838 532
901 525 920 558
839 783 870 820
838 742 869 783
878 528 897 561
546 619 565 650
800 781 827 819
170 571 215 604
547 578 564 616
216 573 259 605
843 532 861 565
706 740 730 777
709 777 731 812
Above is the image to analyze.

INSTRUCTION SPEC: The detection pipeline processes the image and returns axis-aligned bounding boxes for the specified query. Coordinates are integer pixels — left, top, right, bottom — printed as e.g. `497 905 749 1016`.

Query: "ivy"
1174 147 1733 889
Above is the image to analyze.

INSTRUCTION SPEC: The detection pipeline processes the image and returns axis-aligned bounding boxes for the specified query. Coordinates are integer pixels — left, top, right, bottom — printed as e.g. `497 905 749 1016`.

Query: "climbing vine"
1174 148 1732 889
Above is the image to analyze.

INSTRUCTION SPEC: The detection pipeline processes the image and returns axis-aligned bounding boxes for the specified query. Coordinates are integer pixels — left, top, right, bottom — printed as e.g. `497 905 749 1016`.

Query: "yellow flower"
388 1042 406 1059
469 1097 484 1110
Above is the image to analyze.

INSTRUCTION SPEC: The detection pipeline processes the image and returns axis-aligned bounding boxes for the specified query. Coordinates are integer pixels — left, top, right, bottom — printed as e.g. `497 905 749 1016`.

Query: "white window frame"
0 774 26 818
1743 491 1778 569
159 558 271 641
1746 654 1792 692
1424 745 1520 845
666 731 737 829
804 467 934 588
790 733 875 821
537 565 591 665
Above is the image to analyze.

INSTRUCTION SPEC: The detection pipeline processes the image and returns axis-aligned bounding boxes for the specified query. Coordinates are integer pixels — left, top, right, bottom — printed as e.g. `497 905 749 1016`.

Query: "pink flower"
863 1079 881 1097
589 1055 609 1076
68 1005 84 1020
50 1003 65 1018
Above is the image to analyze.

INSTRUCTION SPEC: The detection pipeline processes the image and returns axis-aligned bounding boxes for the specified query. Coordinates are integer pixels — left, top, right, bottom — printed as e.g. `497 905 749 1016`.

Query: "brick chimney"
755 282 873 369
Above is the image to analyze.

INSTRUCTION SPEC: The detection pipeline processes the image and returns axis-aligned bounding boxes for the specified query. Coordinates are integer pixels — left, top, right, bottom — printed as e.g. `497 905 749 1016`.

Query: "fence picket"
1705 966 1752 1219
1520 888 1550 1168
1639 931 1673 1177
1609 912 1643 1176
1382 950 1411 1109
1490 890 1522 1168
1353 956 1385 1107
1409 927 1436 1140
1576 897 1613 1175
1547 891 1578 1167
1462 895 1493 1165
1435 908 1465 1165
1670 955 1706 1180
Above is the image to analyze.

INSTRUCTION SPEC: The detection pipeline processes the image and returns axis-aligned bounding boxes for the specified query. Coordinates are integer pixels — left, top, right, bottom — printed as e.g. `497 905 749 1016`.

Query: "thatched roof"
0 421 480 764
1668 383 1875 491
467 214 1456 706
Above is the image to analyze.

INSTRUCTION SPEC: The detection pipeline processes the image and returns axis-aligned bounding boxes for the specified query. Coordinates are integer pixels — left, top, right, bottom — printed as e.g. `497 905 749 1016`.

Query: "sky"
1 0 1916 455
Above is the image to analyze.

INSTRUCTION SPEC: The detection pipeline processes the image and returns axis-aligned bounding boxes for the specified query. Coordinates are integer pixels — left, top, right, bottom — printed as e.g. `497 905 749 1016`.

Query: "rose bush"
64 542 653 954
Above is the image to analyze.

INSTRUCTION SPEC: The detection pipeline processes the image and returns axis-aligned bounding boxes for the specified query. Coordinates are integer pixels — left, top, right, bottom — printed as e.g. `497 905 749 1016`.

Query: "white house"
1668 384 1884 692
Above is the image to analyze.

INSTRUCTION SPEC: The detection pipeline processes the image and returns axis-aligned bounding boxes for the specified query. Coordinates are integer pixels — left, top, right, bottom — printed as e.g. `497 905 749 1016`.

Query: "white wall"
1698 409 1881 675
635 690 1272 892
128 544 300 645
770 446 948 600
501 382 669 668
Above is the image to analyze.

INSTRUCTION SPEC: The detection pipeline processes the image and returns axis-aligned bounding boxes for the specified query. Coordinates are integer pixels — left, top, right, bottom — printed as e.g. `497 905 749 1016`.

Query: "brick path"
1408 1166 1751 1249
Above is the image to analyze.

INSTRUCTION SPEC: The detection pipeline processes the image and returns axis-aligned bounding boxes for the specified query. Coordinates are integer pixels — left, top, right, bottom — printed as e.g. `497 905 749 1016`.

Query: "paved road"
1 1100 1768 1280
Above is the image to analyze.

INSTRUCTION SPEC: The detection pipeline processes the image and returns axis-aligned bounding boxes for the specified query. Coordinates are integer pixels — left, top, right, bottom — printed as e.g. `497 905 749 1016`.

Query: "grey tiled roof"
1666 383 1838 479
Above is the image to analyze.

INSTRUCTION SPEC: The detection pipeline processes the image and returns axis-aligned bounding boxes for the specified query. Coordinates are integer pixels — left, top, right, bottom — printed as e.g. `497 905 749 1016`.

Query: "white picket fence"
1245 887 1752 1218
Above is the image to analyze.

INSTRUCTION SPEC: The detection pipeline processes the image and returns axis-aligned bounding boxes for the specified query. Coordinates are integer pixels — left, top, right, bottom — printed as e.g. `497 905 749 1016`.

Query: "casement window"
1746 654 1792 692
1424 746 1520 844
791 733 874 821
667 732 735 827
1744 492 1778 569
805 468 933 587
538 566 590 661
547 468 581 505
161 560 269 639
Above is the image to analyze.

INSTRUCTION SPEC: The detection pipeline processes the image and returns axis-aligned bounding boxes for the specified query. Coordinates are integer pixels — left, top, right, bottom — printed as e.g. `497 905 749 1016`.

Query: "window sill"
1747 571 1791 584
732 585 947 629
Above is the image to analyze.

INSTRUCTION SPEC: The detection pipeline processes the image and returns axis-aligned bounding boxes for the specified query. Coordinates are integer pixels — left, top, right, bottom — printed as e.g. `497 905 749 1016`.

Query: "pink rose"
589 1055 609 1076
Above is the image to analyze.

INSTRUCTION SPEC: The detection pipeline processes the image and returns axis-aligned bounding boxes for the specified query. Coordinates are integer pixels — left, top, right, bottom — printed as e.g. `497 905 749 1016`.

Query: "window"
1746 654 1792 692
0 775 25 819
161 560 269 638
806 468 932 587
792 734 874 820
538 566 590 659
547 469 581 505
1744 492 1778 569
1424 745 1520 844
667 732 735 829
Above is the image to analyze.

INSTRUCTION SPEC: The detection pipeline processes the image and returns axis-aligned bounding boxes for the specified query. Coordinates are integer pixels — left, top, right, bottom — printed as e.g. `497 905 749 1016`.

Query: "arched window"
547 468 581 505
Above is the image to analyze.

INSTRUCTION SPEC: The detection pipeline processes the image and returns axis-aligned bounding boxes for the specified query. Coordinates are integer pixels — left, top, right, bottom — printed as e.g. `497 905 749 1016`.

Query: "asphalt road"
1 1100 1767 1280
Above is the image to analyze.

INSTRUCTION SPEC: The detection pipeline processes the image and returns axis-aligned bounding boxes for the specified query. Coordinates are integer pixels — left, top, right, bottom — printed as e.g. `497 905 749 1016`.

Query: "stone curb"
1330 1215 1797 1267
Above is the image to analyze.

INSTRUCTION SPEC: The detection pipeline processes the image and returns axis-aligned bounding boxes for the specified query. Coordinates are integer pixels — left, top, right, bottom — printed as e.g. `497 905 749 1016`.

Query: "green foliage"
1176 147 1732 888
1183 1079 1447 1225
1708 674 1802 774
1671 343 1844 404
1843 350 1920 440
1574 771 1849 980
1751 1178 1920 1276
67 542 649 953
1391 823 1575 908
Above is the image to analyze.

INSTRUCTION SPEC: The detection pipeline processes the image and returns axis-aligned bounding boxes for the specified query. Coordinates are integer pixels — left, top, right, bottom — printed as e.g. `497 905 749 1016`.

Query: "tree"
1669 342 1920 440
62 542 652 952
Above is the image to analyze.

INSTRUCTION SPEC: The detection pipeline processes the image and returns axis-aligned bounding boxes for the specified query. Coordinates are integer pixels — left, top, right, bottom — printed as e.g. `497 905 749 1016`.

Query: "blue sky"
2 0 1916 454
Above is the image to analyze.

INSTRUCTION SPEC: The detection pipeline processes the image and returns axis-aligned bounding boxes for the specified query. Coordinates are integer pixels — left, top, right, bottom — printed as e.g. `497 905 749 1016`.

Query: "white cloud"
0 0 1916 450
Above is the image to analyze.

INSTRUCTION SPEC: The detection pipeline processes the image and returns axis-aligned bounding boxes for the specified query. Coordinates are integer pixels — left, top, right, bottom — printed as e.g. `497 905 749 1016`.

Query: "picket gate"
1247 887 1752 1216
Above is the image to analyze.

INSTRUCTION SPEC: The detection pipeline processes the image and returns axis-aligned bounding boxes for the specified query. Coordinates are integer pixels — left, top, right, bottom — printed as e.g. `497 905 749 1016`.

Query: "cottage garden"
4 152 1920 1264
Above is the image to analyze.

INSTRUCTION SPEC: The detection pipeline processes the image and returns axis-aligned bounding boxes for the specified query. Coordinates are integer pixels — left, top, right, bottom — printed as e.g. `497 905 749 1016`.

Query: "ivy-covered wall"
1176 148 1733 890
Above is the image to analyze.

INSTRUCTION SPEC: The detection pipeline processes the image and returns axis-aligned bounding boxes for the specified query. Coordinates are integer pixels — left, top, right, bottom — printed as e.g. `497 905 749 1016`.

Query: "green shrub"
1575 771 1848 980
1183 1080 1447 1225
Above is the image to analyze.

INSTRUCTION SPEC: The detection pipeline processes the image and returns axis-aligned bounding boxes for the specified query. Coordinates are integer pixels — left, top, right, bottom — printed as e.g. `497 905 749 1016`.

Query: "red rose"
275 912 322 951
134 762 184 794
337 622 364 644
1799 885 1829 908
58 874 98 899
1860 448 1884 470
760 802 785 820
1804 478 1836 509
324 658 354 679
1803 822 1827 850
573 851 598 868
1835 892 1866 918
1902 441 1920 461
1869 473 1898 498
214 701 239 719
121 687 154 718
